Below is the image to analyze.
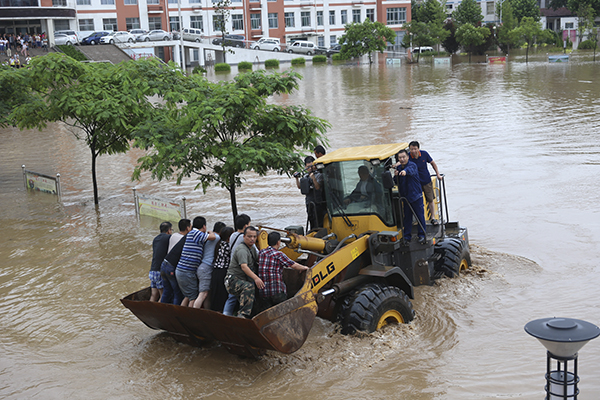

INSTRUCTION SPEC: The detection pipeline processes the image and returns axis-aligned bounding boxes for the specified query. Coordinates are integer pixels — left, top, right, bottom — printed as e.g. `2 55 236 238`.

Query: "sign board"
433 57 451 65
488 56 506 64
549 55 569 63
135 190 186 222
386 58 402 65
22 165 60 196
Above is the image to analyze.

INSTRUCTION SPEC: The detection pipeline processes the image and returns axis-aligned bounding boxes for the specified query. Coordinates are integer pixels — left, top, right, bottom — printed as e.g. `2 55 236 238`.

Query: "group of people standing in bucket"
148 214 307 318
146 141 440 316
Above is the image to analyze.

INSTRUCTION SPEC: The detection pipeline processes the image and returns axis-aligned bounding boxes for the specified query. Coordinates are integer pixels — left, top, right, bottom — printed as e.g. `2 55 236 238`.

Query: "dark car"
81 31 110 45
326 44 342 57
212 34 245 48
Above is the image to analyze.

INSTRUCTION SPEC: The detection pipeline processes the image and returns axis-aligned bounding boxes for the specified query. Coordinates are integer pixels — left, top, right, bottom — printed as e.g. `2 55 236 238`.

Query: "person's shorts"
176 268 199 301
422 182 435 203
149 270 163 289
196 262 213 292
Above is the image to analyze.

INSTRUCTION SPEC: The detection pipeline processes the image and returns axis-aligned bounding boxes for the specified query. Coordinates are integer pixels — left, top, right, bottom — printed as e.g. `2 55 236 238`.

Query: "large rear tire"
340 283 415 334
433 238 471 278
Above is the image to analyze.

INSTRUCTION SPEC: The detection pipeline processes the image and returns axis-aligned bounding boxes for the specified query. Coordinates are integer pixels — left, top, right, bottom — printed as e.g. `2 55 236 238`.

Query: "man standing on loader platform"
295 156 325 231
396 150 427 245
225 226 264 318
409 141 442 224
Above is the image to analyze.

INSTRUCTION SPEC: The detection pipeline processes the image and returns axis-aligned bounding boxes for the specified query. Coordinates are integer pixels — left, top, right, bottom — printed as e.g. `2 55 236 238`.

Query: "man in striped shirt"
175 216 216 307
258 231 308 308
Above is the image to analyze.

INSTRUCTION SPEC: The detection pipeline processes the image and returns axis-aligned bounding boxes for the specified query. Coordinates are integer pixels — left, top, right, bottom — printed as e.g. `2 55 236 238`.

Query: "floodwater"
1 50 600 399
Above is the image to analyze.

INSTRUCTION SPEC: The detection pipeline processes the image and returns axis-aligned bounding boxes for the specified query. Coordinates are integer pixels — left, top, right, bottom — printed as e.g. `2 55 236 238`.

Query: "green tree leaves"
339 19 396 64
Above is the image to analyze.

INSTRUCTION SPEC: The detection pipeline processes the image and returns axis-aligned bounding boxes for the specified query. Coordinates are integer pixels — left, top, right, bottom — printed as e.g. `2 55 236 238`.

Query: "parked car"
212 34 245 48
252 38 280 52
287 40 317 55
81 31 110 45
412 46 434 54
182 28 203 42
129 29 148 41
100 31 135 44
55 30 80 44
54 34 75 46
138 30 172 42
326 43 342 56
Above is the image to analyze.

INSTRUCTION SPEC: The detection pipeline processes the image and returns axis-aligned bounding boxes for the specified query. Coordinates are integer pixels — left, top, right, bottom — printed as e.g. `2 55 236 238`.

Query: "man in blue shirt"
396 150 427 244
409 141 442 225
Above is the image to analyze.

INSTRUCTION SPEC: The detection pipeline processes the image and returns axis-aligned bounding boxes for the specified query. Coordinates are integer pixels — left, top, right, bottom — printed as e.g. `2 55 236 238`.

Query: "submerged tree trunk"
228 174 238 224
91 150 99 205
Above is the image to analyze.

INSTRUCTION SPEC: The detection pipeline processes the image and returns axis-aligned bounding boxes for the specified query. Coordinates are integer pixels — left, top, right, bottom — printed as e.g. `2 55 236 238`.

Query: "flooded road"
1 52 600 399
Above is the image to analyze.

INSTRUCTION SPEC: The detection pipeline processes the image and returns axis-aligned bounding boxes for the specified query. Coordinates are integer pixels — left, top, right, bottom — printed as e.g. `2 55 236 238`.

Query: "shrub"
312 55 327 63
291 57 306 65
578 40 596 49
192 65 207 74
56 45 87 61
214 63 231 72
238 61 252 70
264 59 279 68
331 53 348 61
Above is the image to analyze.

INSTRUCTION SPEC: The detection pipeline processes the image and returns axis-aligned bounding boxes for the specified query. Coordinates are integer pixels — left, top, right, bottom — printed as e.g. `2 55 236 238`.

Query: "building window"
231 0 241 3
54 20 70 30
329 10 335 25
446 4 452 10
301 11 310 26
76 0 91 5
79 19 94 31
100 0 115 4
189 0 200 3
213 15 224 32
352 9 360 23
268 13 278 29
366 8 374 21
285 12 295 27
251 13 261 30
330 35 336 44
232 14 243 30
147 0 159 4
190 15 203 30
565 22 574 28
103 18 117 31
126 17 140 30
53 0 67 6
318 36 324 46
148 17 162 30
486 1 494 14
386 7 406 25
317 10 323 26
124 0 136 4
169 0 177 4
341 10 347 24
170 16 180 31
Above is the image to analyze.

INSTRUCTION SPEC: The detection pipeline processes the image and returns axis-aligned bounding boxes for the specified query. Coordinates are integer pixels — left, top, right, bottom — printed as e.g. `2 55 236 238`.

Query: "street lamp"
525 317 600 399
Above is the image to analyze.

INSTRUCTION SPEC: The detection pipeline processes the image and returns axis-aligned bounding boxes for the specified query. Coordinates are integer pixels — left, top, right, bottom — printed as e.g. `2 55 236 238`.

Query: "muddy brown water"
1 52 600 399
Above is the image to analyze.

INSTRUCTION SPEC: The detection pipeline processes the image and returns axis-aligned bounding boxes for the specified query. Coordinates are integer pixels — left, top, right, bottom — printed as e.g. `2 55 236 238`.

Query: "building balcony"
147 4 164 13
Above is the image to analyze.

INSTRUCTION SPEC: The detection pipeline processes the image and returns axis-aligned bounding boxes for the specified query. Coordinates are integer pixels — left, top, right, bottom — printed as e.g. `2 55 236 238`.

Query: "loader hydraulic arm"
299 234 370 295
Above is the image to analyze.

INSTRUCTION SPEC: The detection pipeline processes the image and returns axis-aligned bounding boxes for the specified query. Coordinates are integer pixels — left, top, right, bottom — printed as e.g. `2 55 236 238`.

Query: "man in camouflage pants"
225 226 264 318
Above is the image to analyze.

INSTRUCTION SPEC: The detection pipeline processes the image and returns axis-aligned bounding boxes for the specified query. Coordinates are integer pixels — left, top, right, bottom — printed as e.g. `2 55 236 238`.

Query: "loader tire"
433 238 471 278
340 283 415 335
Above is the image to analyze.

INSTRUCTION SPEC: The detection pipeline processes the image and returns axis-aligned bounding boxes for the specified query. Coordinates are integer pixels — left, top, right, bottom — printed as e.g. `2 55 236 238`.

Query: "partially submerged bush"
312 55 327 63
214 63 231 72
192 65 207 74
291 57 306 65
578 40 597 50
264 59 279 68
238 61 252 70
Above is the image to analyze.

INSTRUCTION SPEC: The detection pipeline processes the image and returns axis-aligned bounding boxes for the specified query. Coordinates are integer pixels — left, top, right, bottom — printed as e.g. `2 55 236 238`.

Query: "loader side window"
323 160 393 225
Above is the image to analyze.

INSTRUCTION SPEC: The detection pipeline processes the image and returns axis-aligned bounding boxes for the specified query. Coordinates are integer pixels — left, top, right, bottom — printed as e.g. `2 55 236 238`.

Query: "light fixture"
525 317 600 399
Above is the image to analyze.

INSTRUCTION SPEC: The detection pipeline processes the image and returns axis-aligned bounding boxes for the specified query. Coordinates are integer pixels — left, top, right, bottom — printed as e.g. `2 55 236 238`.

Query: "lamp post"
525 317 600 399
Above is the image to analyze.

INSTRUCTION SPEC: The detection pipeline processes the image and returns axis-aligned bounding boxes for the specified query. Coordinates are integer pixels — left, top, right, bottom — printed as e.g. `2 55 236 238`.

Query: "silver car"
287 40 317 55
252 38 281 52
100 31 135 44
139 30 172 42
54 34 75 46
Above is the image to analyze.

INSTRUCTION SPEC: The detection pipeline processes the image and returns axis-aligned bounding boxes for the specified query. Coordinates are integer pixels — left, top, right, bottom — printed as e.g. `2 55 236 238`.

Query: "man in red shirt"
258 232 309 308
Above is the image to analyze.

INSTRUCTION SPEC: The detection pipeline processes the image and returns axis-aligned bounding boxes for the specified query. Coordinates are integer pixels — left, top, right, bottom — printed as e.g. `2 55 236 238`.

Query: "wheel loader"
121 143 470 358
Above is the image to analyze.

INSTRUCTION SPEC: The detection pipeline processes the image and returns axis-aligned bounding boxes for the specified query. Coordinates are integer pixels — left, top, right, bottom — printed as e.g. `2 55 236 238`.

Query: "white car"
287 40 317 55
100 31 135 44
55 30 80 44
139 30 172 42
54 34 75 46
129 29 148 41
252 38 280 52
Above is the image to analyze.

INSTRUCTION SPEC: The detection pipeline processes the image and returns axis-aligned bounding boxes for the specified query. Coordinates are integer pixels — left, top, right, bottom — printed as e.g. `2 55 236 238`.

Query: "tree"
497 0 519 53
576 3 596 44
132 70 330 220
339 19 396 63
509 16 549 62
511 0 541 22
0 66 34 128
442 20 460 54
455 23 491 62
402 21 431 61
548 0 600 16
214 0 234 60
453 0 484 26
415 0 451 53
10 53 184 205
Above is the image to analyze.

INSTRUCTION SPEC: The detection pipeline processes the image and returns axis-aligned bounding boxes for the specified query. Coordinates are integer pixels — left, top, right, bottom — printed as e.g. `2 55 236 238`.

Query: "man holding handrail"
396 150 427 245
